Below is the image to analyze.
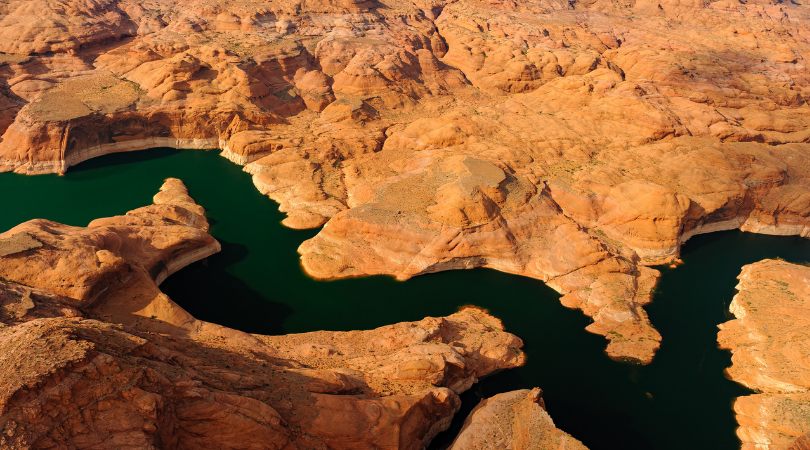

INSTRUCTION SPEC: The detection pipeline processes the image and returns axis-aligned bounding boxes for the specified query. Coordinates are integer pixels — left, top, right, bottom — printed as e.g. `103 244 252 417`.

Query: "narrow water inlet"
2 147 809 450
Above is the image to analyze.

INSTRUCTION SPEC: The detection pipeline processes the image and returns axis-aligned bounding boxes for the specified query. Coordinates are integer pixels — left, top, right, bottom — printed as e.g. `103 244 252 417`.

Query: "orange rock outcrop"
448 388 589 450
718 260 810 450
1 0 810 361
0 179 526 449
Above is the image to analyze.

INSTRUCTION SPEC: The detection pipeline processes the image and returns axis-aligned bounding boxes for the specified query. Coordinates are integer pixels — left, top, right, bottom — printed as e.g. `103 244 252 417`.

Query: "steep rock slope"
448 388 589 450
0 178 526 450
1 0 810 361
718 260 810 450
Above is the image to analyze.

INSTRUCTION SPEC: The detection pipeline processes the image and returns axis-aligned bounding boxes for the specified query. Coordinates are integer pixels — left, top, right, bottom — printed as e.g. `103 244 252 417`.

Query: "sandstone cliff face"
718 260 810 450
0 177 221 337
448 388 589 450
1 0 810 362
0 179 526 450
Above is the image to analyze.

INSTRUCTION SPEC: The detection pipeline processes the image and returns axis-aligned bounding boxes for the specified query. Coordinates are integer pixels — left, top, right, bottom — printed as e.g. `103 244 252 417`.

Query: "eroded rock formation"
718 259 810 450
1 0 810 361
0 179 526 449
448 388 589 450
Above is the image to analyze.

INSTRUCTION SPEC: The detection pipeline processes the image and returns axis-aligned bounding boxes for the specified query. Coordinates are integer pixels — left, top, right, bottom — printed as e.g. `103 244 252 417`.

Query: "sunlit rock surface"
448 388 589 450
0 178 525 450
1 0 810 361
718 260 810 450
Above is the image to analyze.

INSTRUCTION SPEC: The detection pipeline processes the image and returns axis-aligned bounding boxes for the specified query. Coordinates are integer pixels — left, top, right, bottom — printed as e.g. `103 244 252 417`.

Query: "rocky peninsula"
719 260 810 450
0 179 531 449
0 0 809 362
448 388 589 450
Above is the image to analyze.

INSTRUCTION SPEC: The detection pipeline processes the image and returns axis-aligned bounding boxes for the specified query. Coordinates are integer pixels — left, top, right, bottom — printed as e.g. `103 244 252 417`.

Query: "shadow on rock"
69 147 182 173
160 240 293 335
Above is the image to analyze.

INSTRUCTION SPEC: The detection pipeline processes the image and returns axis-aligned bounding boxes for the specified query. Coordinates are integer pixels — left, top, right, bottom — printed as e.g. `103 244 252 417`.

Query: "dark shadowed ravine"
2 148 809 450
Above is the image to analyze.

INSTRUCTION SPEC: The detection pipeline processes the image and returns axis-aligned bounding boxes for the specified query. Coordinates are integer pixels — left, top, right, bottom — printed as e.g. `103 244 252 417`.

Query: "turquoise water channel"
2 148 809 449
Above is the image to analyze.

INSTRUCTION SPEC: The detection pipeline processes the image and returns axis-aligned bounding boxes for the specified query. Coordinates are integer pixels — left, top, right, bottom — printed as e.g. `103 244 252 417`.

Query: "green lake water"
2 147 809 450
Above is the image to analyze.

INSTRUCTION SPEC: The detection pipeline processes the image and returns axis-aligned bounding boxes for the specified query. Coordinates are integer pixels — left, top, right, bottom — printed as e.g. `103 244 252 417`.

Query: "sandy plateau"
0 0 810 446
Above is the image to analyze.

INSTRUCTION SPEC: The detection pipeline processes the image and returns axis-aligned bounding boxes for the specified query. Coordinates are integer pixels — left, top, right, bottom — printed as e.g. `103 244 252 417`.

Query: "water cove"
2 148 808 450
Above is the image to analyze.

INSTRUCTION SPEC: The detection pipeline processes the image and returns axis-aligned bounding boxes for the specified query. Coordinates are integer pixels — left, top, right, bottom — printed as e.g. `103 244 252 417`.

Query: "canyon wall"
1 0 810 361
718 260 810 450
0 178 527 449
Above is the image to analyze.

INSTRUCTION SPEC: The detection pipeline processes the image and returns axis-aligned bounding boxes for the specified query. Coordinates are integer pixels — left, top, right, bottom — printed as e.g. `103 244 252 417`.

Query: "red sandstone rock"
0 181 526 450
0 0 137 55
718 260 810 450
1 0 810 363
449 388 588 450
790 432 810 450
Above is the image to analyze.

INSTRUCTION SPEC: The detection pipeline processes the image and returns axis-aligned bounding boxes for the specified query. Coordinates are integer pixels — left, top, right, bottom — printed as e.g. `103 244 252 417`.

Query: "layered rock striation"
1 0 810 361
0 179 526 450
718 260 810 450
